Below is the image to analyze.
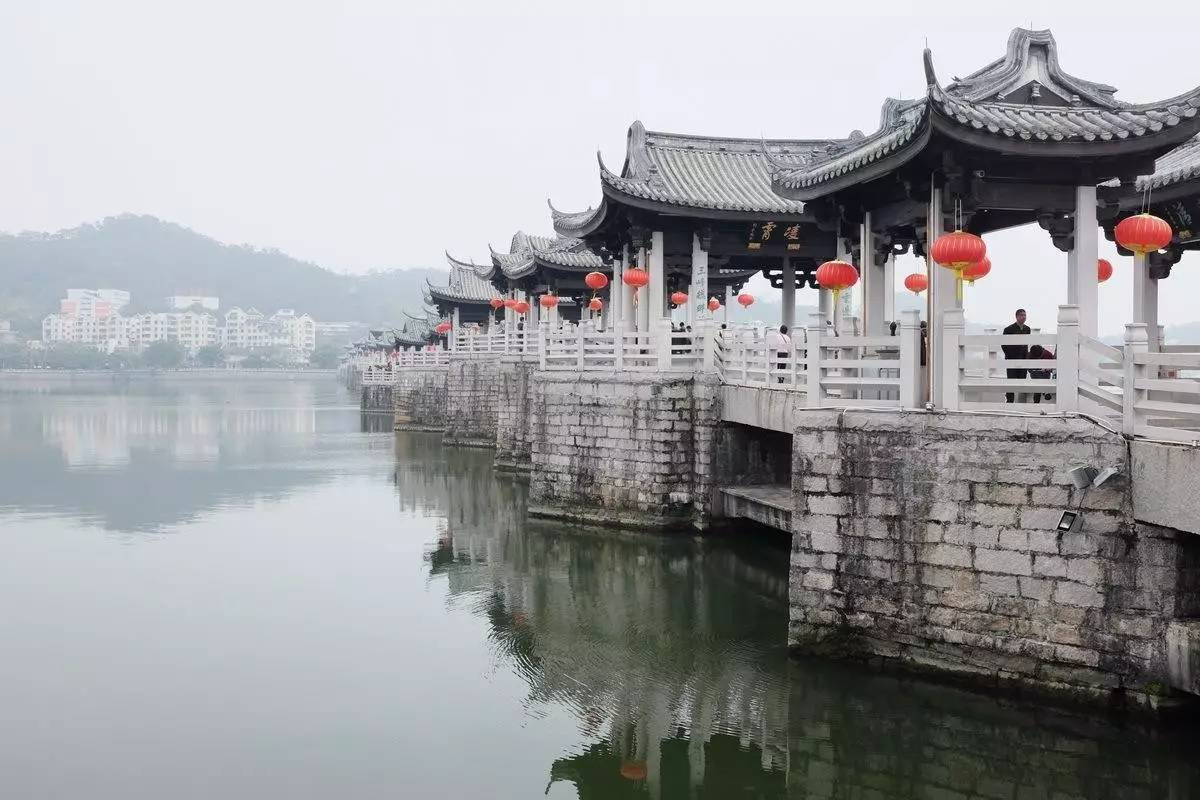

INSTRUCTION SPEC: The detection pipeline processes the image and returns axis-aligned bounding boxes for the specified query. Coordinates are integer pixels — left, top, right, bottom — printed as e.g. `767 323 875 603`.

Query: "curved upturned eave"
549 198 609 239
771 123 933 202
598 179 813 222
426 285 494 305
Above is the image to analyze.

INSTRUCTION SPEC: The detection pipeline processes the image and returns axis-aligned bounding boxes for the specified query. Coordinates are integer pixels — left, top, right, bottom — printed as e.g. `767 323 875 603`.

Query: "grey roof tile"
429 254 502 303
1136 134 1200 191
485 231 606 279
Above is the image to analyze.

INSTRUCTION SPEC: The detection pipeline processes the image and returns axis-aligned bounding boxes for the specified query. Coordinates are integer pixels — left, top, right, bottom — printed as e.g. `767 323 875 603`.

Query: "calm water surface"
0 377 1196 799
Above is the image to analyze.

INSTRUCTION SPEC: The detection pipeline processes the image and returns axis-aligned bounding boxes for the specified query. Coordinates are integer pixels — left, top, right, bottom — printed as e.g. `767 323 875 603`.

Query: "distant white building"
43 288 132 350
220 307 316 355
167 294 219 312
126 310 219 352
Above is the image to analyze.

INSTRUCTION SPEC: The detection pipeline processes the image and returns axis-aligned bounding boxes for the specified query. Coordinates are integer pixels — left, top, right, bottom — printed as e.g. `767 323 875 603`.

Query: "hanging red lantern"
489 297 504 310
503 298 518 310
1097 258 1113 284
588 297 603 312
962 256 991 285
514 301 530 315
737 293 755 308
585 271 609 290
435 321 452 335
931 230 986 301
707 297 721 312
622 267 649 288
670 290 689 306
1114 213 1172 255
539 294 559 309
815 259 859 313
903 273 928 295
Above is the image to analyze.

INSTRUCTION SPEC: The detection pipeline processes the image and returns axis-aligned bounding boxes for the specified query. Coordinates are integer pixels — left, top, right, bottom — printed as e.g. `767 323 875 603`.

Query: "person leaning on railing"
1028 344 1055 404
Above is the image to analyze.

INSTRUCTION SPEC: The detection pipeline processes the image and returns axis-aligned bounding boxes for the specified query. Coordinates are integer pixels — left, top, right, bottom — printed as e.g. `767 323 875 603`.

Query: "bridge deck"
720 485 793 534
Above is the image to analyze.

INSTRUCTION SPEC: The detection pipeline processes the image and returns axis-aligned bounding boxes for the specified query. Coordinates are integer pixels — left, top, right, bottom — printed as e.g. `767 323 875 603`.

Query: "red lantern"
514 301 530 315
1115 213 1172 255
585 271 609 290
588 297 603 312
815 260 859 316
930 230 986 301
620 761 648 782
1097 258 1113 284
670 290 689 306
503 298 518 310
707 297 721 312
737 293 754 308
903 273 928 295
435 321 452 335
622 267 649 288
962 256 991 285
539 294 559 309
489 297 504 310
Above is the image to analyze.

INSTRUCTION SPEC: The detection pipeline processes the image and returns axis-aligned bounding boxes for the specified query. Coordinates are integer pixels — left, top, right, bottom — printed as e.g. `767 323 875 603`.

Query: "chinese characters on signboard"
747 222 803 251
1162 199 1196 243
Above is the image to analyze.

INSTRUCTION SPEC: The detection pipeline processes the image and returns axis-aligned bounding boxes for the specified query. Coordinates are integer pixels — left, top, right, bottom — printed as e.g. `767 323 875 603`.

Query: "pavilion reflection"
421 438 791 798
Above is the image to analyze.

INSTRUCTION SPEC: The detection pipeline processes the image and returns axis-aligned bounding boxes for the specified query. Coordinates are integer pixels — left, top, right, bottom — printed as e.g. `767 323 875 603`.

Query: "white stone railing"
539 319 708 373
943 305 1200 445
361 365 396 386
716 310 922 408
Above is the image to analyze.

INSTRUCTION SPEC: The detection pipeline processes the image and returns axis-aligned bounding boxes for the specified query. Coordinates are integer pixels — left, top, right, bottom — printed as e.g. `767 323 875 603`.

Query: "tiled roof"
1137 134 1200 191
487 231 606 279
553 122 844 235
773 28 1200 199
429 254 502 303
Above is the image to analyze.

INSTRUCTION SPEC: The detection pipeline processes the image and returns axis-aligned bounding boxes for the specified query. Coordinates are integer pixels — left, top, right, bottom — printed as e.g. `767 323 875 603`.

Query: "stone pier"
361 385 393 413
443 356 501 448
787 410 1200 704
393 368 449 432
495 356 537 471
526 372 719 530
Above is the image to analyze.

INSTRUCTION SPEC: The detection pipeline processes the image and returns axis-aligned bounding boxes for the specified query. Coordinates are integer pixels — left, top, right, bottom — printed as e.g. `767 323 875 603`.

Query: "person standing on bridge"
766 325 793 383
1003 308 1031 403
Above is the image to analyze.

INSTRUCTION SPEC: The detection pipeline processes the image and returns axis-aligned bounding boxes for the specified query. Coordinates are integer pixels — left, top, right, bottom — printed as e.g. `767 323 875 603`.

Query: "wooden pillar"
780 256 795 331
1070 185 1099 340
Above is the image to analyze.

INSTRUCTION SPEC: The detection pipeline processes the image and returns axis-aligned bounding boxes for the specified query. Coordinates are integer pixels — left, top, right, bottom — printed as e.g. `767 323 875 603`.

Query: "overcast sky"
4 1 1198 335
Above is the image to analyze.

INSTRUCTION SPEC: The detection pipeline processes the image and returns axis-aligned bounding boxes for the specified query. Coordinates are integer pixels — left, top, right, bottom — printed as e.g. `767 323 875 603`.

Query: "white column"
649 230 665 324
862 214 886 336
899 309 922 408
927 185 953 403
1070 185 1099 339
450 307 460 351
940 307 964 410
832 236 854 335
780 256 795 331
1123 323 1149 435
884 253 896 327
636 245 650 334
691 233 709 324
1056 305 1080 412
618 244 631 331
527 289 539 327
724 284 733 325
1132 252 1159 351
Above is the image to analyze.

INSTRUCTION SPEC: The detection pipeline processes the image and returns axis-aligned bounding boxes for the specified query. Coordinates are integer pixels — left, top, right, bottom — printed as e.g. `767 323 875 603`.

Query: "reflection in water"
406 438 1200 800
0 377 363 532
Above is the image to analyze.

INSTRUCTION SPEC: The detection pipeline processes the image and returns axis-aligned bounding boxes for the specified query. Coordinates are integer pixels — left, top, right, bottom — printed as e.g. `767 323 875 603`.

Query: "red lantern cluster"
585 271 609 290
539 294 559 309
622 267 649 288
670 290 689 306
707 297 721 312
931 230 986 301
503 298 518 310
962 256 991 285
489 297 504 310
1114 213 1172 255
903 273 928 295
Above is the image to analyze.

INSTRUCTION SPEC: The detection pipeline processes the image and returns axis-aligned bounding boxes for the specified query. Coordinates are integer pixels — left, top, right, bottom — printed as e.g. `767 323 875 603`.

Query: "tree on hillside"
308 342 341 369
142 340 184 369
194 345 224 367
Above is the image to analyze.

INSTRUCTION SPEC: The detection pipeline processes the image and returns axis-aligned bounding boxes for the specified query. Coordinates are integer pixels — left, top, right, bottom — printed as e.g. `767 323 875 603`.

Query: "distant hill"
0 215 441 334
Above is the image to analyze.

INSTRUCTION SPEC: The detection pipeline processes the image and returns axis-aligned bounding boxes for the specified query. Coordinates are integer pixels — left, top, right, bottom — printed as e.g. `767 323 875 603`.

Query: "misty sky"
4 1 1199 335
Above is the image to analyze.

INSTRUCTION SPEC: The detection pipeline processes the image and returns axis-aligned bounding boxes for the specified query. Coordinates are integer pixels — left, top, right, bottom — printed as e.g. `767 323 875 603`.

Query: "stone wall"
527 371 719 529
443 356 501 448
361 385 393 413
393 368 448 432
788 410 1199 703
495 357 537 472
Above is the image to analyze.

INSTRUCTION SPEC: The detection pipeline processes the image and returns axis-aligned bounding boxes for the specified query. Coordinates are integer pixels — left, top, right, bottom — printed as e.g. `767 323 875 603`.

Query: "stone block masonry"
443 356 501 448
495 357 537 471
393 368 448 432
361 385 393 413
788 409 1200 705
527 371 719 529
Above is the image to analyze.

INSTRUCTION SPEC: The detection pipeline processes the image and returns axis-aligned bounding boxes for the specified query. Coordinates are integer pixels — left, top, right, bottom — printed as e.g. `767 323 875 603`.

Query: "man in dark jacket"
1002 309 1030 403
